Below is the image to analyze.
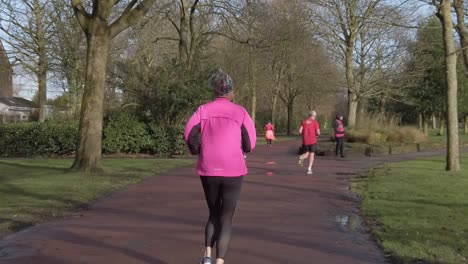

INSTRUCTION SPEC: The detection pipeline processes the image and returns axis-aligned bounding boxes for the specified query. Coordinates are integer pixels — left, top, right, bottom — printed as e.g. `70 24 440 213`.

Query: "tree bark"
423 114 429 136
71 26 110 172
418 112 423 130
35 0 47 123
438 0 460 171
464 114 468 134
438 116 445 136
345 37 358 127
179 0 189 68
454 0 468 75
249 45 257 127
432 114 437 129
287 102 293 135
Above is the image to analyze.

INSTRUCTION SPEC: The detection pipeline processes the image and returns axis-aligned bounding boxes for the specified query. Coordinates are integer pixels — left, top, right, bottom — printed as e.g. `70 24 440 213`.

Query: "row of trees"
1 0 467 171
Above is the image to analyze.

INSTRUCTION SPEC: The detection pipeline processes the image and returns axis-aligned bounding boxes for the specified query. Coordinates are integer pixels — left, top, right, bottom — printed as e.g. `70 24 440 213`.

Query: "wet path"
0 140 453 264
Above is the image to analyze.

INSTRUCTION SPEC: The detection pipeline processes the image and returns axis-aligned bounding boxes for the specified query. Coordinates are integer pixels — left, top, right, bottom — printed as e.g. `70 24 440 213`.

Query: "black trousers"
335 136 344 156
200 176 244 259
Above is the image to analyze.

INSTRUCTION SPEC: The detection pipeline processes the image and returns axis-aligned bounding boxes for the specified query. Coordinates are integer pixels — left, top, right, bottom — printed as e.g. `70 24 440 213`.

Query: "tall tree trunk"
287 102 293 135
454 0 468 75
345 39 358 127
71 26 110 172
249 45 257 127
35 0 47 123
438 0 460 171
432 114 437 129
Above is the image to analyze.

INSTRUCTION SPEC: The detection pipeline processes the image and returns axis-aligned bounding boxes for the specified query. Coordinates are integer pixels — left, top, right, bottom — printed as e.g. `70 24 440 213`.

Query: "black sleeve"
187 123 201 155
241 124 252 153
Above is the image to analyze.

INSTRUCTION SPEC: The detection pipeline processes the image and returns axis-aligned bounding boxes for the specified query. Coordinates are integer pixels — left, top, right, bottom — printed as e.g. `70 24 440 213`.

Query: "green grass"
356 154 468 264
256 134 298 145
428 129 468 145
0 158 194 236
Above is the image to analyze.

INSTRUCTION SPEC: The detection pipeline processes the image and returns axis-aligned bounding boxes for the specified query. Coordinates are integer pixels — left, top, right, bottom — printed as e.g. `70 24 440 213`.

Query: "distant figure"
334 113 345 158
264 121 275 147
184 69 256 264
298 110 321 175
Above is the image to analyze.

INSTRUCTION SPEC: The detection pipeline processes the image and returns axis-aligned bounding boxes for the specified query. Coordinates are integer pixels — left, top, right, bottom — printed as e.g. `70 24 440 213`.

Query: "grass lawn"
256 134 298 145
356 154 468 264
428 129 468 145
0 158 194 237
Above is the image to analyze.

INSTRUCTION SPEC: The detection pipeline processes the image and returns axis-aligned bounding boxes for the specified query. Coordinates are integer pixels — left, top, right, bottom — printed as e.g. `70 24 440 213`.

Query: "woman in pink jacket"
184 69 256 264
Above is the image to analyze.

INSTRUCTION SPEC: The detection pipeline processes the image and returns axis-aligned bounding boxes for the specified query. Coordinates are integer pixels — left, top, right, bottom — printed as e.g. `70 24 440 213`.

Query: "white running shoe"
307 168 313 175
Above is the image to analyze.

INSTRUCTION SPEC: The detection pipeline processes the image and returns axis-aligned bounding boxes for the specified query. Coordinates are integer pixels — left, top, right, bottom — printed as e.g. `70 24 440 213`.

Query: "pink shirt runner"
184 98 257 177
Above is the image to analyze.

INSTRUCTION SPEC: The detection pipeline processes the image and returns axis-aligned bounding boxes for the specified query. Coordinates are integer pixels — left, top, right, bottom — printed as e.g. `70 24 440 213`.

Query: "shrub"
0 122 78 157
366 131 388 145
346 128 369 143
387 127 427 143
102 113 153 154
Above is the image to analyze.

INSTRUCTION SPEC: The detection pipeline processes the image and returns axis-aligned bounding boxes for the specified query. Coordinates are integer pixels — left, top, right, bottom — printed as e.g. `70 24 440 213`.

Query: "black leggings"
200 176 244 259
335 136 344 155
267 139 272 145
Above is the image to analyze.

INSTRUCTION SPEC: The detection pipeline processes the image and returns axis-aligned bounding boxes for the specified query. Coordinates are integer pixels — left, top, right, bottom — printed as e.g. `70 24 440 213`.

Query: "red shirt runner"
301 118 320 145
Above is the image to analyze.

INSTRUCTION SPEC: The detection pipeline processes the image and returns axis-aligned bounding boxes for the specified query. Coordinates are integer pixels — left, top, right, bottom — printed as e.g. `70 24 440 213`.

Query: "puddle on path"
335 214 362 232
0 245 38 260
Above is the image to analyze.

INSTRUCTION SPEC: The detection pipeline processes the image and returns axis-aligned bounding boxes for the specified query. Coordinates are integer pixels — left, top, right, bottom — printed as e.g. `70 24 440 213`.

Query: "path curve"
0 140 453 264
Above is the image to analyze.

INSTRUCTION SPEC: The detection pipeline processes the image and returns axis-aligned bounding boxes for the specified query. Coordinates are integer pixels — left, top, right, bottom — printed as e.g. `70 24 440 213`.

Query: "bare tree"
70 0 157 172
310 0 414 127
0 0 56 122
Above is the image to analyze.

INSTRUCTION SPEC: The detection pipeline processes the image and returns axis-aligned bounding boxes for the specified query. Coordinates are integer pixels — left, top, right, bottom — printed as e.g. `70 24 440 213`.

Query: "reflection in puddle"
336 214 361 232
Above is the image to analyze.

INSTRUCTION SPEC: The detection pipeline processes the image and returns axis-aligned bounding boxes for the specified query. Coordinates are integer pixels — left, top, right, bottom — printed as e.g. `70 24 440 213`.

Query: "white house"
0 97 38 123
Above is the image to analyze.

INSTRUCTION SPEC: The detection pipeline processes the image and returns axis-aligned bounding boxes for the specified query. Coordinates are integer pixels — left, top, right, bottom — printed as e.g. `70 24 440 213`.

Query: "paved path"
0 140 452 264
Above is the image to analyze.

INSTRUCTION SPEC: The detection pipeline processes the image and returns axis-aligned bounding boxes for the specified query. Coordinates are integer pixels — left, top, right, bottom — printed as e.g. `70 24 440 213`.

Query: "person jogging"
334 113 345 158
184 69 256 264
298 110 321 175
264 121 275 147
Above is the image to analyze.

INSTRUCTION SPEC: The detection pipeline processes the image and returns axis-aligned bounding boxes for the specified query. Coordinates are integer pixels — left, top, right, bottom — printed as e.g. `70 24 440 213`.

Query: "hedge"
0 115 187 157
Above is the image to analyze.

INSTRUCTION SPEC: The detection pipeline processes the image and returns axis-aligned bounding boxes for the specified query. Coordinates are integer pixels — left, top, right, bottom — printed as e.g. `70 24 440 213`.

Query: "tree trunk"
464 114 468 134
423 114 429 136
346 41 358 127
287 103 293 135
271 70 281 126
438 0 460 171
348 97 358 128
432 114 437 129
179 0 189 69
36 0 47 123
438 116 445 136
37 60 47 123
249 45 257 127
454 0 468 75
71 26 110 172
418 112 423 130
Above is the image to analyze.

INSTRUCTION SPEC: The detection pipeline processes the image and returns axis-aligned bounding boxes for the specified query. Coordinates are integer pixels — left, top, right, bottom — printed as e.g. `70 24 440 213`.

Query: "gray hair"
308 110 316 117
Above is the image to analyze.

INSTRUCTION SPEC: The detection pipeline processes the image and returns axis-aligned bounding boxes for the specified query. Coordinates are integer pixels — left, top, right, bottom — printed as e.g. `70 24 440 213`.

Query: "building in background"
0 39 38 123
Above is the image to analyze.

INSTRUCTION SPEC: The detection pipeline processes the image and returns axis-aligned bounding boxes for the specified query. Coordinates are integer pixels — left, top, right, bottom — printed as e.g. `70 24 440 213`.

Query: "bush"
387 127 427 144
346 128 369 143
0 122 78 157
147 123 187 156
366 131 388 145
102 113 153 154
0 114 189 157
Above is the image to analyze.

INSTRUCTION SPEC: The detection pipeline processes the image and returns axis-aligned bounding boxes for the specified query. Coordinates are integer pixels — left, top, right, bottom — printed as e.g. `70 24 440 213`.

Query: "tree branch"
110 0 157 38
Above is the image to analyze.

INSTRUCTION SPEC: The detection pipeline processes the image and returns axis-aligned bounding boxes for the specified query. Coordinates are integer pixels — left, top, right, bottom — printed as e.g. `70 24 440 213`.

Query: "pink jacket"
184 98 257 177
